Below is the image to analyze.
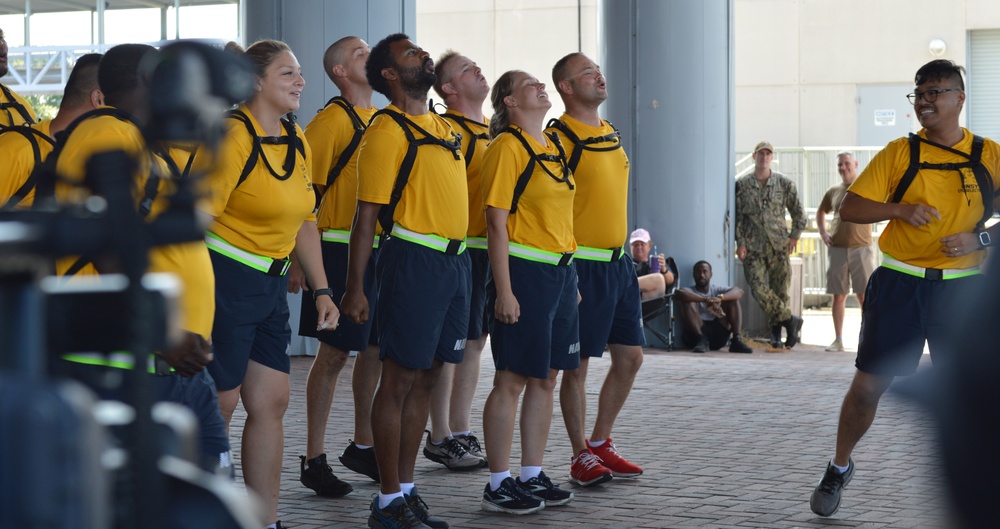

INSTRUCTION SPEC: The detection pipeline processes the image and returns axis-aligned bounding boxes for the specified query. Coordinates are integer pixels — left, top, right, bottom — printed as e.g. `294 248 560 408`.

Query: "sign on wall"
874 109 896 126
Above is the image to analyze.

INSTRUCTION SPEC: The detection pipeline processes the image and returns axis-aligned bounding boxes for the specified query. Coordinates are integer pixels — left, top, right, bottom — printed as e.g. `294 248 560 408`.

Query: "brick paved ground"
229 330 952 529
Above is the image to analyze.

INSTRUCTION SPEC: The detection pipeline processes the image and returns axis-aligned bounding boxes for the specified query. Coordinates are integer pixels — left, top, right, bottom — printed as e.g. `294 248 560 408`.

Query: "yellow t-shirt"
356 105 468 240
0 119 54 207
0 84 38 128
849 128 1000 269
483 127 576 253
305 98 376 232
200 104 316 259
547 114 629 248
441 110 490 238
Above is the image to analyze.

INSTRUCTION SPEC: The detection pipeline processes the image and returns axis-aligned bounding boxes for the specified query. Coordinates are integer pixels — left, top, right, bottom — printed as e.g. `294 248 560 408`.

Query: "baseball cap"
754 141 774 154
629 228 651 244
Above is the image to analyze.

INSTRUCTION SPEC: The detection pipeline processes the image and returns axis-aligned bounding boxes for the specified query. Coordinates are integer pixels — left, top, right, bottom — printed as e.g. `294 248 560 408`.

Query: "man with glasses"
735 141 807 349
810 59 1000 517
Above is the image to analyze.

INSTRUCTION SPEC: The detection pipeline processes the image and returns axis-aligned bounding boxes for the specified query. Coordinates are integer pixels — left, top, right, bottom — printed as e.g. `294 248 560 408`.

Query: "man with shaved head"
293 35 382 496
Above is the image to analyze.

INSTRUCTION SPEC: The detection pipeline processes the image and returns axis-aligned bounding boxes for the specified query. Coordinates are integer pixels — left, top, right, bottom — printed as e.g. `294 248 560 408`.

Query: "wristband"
977 230 992 248
313 288 334 301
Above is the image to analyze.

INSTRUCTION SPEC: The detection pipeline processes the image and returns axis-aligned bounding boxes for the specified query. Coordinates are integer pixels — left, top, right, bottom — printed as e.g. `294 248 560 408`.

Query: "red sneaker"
569 448 612 487
588 438 643 477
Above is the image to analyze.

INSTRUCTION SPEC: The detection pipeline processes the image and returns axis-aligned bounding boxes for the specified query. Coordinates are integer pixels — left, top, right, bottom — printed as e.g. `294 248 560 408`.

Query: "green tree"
24 94 62 121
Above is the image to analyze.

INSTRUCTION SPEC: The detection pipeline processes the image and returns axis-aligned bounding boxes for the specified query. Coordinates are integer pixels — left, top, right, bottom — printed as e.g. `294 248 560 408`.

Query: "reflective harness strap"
61 352 174 375
391 224 466 255
574 245 625 262
508 242 574 266
321 228 380 248
466 236 488 250
205 232 290 276
881 253 981 280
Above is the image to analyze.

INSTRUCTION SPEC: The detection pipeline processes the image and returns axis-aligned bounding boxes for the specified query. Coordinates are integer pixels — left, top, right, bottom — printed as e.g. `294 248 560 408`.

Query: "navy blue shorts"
576 254 645 358
467 248 491 340
856 266 985 376
208 251 292 391
375 237 471 369
297 241 378 350
489 257 581 379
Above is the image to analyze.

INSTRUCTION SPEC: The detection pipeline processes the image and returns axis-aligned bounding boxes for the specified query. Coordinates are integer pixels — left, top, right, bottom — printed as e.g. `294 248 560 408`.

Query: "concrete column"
600 0 735 286
244 0 415 127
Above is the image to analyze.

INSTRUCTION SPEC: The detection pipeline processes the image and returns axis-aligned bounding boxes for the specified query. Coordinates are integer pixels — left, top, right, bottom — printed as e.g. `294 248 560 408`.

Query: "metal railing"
1 45 113 94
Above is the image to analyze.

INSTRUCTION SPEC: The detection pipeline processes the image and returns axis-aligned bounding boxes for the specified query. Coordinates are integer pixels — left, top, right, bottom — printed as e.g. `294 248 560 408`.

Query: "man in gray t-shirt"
675 261 753 353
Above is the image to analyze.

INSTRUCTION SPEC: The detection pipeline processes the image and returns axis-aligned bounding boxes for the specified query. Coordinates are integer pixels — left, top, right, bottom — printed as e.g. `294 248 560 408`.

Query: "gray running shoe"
453 433 487 465
422 433 484 470
810 458 855 516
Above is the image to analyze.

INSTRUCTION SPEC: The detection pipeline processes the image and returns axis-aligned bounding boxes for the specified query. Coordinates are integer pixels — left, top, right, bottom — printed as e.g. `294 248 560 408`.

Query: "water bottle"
650 245 661 273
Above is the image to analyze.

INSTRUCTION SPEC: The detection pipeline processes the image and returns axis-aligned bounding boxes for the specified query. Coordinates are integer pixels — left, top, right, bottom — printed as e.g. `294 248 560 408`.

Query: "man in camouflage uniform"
735 141 807 348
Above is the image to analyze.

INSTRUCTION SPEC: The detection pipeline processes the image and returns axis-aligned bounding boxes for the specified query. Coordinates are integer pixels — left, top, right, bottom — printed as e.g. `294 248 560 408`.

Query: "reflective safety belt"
574 245 625 262
321 228 380 248
205 232 290 276
508 242 574 266
61 352 174 375
881 253 981 281
466 236 487 250
391 224 466 256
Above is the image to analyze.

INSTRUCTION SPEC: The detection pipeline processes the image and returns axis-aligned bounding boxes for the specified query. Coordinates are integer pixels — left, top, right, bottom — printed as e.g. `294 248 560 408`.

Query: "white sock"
452 430 472 438
831 460 850 474
519 466 542 481
490 470 511 491
588 438 608 448
835 336 843 342
400 482 415 496
355 443 373 450
378 491 404 509
265 524 277 529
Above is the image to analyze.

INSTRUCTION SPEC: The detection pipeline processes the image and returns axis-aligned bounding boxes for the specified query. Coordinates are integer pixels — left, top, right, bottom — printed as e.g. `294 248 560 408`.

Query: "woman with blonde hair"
480 70 579 515
200 39 338 529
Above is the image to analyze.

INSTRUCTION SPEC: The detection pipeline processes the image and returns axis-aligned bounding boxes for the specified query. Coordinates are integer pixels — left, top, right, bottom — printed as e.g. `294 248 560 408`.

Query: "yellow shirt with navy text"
306 100 376 232
356 104 468 240
0 119 53 207
483 127 576 253
546 113 629 249
849 128 1000 269
201 104 315 259
442 110 490 238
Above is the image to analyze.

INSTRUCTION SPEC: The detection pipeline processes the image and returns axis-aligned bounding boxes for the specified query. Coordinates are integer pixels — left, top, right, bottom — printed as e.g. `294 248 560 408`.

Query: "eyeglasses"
906 88 962 105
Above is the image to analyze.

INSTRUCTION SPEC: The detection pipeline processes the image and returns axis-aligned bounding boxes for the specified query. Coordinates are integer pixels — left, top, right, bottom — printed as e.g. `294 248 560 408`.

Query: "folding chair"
641 256 679 350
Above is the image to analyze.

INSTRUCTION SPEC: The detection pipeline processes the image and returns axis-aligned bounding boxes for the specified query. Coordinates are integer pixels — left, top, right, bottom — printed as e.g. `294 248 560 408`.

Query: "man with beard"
809 59 1000 518
341 33 469 529
0 28 37 127
675 261 752 353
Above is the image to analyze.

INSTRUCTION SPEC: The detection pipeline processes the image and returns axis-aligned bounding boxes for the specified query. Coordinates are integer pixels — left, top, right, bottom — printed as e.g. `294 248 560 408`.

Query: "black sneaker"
404 487 449 529
341 440 380 482
729 335 753 354
769 324 783 348
481 477 545 515
810 458 855 517
299 454 353 498
692 334 710 353
516 471 573 506
368 495 430 528
453 433 487 465
784 315 804 348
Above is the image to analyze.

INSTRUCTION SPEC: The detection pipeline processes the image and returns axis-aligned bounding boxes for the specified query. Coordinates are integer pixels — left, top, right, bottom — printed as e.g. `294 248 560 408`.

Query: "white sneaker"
825 339 845 352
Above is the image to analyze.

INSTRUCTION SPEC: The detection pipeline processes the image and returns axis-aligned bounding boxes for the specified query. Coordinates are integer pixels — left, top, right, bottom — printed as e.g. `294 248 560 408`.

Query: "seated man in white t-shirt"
675 260 753 354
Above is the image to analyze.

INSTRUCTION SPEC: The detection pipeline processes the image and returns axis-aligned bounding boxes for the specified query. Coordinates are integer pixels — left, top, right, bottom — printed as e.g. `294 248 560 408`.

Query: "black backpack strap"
226 109 306 189
503 127 573 214
0 83 35 126
372 108 463 233
546 117 622 174
968 135 995 229
441 113 489 169
891 134 922 205
323 96 369 189
1 125 56 209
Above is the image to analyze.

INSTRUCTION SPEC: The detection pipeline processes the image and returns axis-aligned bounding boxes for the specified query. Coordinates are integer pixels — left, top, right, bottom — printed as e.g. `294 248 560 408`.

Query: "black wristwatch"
977 230 992 249
313 288 334 301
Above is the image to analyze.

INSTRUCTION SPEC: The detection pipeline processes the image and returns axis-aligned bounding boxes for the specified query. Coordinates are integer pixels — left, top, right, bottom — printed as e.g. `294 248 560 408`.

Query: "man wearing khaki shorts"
816 151 876 352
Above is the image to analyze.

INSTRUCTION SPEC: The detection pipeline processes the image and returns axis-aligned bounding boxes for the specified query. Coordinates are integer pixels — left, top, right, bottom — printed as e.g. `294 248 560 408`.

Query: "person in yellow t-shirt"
480 69 577 515
422 50 492 471
0 53 102 208
340 33 469 529
199 39 338 529
548 52 655 488
291 35 381 494
0 28 37 128
811 59 1000 518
